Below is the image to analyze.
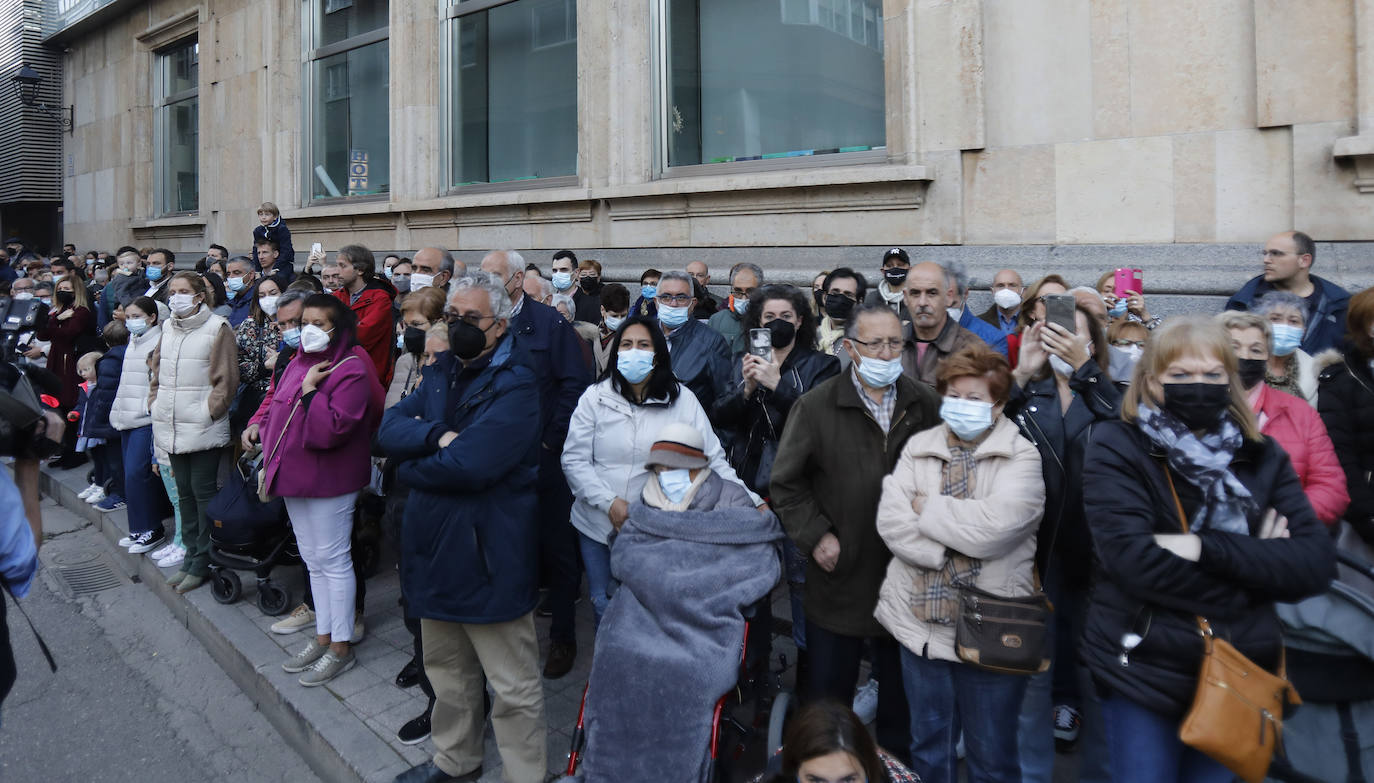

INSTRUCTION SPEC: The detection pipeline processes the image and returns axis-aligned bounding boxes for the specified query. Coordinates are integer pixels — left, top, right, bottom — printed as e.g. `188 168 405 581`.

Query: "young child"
87 322 129 514
71 351 123 512
251 201 294 273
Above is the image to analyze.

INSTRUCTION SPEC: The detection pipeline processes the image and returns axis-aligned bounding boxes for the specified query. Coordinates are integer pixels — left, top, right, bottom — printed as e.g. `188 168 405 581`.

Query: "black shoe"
392 760 480 783
543 641 576 679
536 594 554 617
395 657 420 689
396 710 432 745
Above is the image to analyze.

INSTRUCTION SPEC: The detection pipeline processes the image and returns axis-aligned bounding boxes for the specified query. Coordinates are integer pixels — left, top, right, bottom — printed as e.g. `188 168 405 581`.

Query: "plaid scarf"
909 429 984 625
1137 404 1254 535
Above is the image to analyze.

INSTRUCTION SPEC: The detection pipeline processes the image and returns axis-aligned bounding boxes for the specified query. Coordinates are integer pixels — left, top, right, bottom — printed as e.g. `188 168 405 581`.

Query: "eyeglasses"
1112 340 1145 349
656 293 693 306
848 337 904 357
443 310 495 327
730 288 755 299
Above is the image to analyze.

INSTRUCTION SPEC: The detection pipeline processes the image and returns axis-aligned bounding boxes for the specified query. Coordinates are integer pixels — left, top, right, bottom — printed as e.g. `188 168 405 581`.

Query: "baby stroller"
1268 544 1374 783
205 452 298 615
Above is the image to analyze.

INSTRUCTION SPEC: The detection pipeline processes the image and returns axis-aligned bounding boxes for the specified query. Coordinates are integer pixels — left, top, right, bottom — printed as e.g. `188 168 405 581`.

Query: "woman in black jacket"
713 284 839 667
1004 304 1119 780
1317 286 1374 550
1082 316 1334 783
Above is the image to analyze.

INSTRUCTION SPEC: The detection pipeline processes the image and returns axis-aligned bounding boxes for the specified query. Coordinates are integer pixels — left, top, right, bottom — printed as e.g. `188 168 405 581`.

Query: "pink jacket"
1254 384 1350 525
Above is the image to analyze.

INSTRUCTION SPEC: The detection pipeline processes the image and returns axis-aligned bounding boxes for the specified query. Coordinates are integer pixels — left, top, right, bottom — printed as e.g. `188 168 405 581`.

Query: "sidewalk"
38 461 603 783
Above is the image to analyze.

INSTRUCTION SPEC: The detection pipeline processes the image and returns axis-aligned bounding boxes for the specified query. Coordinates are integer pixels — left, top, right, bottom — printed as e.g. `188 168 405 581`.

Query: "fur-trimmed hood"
1313 348 1346 376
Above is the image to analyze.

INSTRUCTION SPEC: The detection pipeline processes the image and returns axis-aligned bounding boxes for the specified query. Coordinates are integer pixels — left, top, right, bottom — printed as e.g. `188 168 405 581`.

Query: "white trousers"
284 492 359 642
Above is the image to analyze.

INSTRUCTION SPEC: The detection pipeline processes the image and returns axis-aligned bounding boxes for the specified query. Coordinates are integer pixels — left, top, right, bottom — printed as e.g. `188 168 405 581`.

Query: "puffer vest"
109 324 162 431
152 306 231 454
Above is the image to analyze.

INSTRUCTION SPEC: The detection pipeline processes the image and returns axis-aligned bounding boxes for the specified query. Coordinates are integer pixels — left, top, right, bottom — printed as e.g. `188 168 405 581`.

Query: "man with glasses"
901 262 983 387
379 271 548 783
771 304 940 767
480 250 589 681
707 262 764 356
655 270 733 419
817 268 869 361
1225 230 1351 354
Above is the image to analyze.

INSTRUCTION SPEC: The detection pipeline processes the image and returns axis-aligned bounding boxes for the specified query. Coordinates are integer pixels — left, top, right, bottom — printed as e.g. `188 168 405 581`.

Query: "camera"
0 296 61 459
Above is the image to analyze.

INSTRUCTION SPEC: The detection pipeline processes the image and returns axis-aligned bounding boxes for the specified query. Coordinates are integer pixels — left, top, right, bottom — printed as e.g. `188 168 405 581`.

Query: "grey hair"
936 259 968 295
277 288 310 311
526 274 551 300
659 270 694 290
485 250 525 279
436 248 456 276
844 303 902 340
729 262 765 286
449 271 514 321
1254 291 1307 326
1068 286 1104 301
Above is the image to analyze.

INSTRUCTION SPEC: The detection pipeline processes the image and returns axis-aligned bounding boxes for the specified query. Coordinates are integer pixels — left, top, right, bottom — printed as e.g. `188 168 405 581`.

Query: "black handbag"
953 581 1052 674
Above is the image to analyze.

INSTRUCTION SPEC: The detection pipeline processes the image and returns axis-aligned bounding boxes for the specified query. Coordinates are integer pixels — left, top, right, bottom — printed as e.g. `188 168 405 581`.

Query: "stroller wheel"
257 581 291 616
210 569 243 604
766 690 794 756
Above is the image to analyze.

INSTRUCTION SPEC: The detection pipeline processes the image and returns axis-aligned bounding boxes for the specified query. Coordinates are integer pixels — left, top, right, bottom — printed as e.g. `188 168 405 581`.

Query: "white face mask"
169 292 197 316
410 273 435 291
299 324 333 353
993 288 1022 310
259 295 280 316
946 306 963 323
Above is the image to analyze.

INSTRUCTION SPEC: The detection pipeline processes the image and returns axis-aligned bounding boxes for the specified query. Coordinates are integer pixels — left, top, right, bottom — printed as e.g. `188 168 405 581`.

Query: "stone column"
1334 0 1374 192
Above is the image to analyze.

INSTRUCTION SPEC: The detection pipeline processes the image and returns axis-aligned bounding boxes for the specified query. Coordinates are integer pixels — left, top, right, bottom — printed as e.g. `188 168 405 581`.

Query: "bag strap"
266 354 358 464
1163 467 1218 642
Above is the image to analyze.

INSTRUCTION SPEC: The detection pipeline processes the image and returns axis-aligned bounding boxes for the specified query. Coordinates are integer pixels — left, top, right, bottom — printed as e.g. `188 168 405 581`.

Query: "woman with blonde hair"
1081 316 1334 783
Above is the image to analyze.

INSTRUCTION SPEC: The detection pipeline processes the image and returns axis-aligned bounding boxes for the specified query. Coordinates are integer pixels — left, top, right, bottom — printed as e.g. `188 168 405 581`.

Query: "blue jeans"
119 427 162 536
578 532 618 626
900 647 1027 783
1100 695 1233 783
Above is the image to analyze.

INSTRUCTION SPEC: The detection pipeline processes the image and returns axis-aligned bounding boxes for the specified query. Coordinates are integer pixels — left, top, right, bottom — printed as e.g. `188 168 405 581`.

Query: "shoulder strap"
1164 466 1223 642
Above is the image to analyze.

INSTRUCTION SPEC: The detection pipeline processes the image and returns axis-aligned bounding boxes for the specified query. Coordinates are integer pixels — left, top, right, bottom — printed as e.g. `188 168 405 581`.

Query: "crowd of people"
0 223 1368 783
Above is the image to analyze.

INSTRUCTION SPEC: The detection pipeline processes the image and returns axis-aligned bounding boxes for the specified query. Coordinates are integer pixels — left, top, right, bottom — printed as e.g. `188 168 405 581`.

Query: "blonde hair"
1214 311 1271 343
1122 316 1261 440
55 274 91 310
257 201 280 217
77 351 102 375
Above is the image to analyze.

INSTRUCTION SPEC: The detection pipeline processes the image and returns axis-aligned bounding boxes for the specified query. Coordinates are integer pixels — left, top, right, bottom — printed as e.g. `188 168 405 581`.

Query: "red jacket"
335 281 396 388
1254 383 1350 525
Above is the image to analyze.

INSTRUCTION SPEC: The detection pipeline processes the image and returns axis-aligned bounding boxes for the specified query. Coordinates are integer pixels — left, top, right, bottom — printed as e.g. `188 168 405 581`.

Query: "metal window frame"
440 0 581 194
303 0 391 205
153 37 200 217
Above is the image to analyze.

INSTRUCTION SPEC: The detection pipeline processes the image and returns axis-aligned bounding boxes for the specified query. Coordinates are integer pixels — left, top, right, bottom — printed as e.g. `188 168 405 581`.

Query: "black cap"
882 247 910 265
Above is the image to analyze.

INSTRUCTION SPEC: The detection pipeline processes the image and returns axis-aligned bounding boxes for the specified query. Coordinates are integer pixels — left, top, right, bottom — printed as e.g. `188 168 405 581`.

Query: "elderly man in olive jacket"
770 304 941 764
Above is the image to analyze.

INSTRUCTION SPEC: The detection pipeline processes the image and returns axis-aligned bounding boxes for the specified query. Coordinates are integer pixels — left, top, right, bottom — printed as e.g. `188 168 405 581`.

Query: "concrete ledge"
36 464 410 783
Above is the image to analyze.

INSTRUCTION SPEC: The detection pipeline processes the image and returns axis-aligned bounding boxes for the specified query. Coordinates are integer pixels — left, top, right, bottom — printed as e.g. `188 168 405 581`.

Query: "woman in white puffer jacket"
109 296 174 560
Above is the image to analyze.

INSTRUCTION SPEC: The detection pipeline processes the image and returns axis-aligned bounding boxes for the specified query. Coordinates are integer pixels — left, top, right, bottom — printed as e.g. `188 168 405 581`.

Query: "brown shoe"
543 641 576 679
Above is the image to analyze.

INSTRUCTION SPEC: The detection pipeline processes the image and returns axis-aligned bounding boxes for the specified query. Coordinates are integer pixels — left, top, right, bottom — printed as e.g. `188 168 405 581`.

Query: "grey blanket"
576 473 783 783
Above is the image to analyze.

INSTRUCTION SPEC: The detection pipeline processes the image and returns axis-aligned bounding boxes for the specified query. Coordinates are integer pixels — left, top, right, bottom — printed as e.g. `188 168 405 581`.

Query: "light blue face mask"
1271 323 1303 356
640 285 657 301
658 468 694 503
658 304 690 328
941 396 994 441
225 276 245 294
855 355 903 389
551 271 574 291
146 266 163 281
732 296 748 316
1108 298 1128 318
618 348 655 384
282 327 301 349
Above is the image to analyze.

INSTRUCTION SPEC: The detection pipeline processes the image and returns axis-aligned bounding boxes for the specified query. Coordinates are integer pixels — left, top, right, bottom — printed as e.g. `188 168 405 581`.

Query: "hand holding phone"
748 328 775 364
1113 268 1143 298
1042 294 1077 335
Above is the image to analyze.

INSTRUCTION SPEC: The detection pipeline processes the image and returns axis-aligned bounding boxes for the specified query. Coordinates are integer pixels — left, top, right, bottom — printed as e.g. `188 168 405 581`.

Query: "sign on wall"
348 149 369 195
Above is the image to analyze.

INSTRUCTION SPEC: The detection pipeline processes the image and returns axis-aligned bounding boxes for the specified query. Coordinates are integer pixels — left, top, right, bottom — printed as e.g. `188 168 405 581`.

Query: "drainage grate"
49 552 127 599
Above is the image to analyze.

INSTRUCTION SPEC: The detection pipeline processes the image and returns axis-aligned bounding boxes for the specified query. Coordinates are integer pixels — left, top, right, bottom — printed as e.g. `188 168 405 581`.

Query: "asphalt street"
0 499 322 783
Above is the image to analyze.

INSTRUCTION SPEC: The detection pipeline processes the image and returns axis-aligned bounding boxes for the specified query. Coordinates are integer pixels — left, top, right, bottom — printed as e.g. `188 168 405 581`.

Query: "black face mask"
823 293 856 321
55 290 75 306
448 320 489 361
812 289 825 312
1236 358 1267 390
882 267 909 286
1162 382 1231 430
765 318 796 349
403 325 427 356
580 277 600 293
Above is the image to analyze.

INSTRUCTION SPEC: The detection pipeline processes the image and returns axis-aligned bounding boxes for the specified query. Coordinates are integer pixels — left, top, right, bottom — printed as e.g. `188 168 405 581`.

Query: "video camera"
0 296 61 459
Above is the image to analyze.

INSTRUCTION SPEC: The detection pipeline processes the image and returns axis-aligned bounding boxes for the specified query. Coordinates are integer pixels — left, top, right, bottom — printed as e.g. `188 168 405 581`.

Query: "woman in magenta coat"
258 293 384 687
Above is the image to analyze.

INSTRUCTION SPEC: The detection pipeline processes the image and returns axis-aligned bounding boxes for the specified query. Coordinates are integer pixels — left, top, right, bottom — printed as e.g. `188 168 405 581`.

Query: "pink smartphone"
1114 268 1143 297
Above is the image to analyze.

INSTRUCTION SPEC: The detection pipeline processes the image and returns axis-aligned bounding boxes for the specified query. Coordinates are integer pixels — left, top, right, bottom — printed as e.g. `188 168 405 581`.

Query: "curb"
37 465 414 783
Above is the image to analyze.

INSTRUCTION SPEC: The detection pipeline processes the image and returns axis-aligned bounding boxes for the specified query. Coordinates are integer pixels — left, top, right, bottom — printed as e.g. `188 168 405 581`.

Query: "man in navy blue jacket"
481 250 591 680
1226 230 1352 355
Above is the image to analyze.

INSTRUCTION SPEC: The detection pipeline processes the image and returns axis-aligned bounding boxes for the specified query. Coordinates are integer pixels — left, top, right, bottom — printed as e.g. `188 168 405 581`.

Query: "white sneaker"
77 483 101 501
852 679 879 726
155 545 185 568
270 604 316 635
352 610 365 644
117 531 136 547
85 488 106 505
150 543 177 561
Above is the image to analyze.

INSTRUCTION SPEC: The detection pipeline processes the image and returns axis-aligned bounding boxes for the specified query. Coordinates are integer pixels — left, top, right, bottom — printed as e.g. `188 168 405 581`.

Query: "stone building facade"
48 0 1374 302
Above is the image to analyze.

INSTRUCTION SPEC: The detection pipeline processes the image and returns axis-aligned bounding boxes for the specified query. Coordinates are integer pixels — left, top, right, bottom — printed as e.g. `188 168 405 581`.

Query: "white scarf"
641 469 711 511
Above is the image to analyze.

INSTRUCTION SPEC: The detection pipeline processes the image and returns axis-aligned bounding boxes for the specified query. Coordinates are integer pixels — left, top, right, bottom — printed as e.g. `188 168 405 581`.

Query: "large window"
156 39 199 215
449 0 578 187
665 0 885 168
308 0 389 200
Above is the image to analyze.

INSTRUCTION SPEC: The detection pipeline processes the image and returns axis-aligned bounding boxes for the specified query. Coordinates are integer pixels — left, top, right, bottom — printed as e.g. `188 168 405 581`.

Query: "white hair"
449 271 514 321
527 275 551 300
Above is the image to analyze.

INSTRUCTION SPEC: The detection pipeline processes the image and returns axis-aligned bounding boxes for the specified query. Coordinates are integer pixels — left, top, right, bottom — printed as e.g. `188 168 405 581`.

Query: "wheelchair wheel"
257 581 291 616
210 569 242 604
767 690 794 755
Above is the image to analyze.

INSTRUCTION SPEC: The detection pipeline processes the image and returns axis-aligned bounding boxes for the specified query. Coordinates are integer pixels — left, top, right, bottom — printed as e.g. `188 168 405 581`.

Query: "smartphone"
1114 268 1143 298
311 242 322 255
1043 294 1077 334
748 328 775 363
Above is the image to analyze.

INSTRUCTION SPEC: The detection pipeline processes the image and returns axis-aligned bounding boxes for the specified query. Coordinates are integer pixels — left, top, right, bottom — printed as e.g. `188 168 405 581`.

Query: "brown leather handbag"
1165 470 1301 783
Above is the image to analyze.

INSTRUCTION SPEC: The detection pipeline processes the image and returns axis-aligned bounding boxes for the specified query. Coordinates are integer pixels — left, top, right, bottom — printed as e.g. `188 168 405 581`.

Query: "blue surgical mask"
226 276 245 294
126 317 149 336
146 266 163 281
1108 298 1128 318
603 314 625 331
855 355 904 389
658 304 690 328
282 327 301 349
941 396 994 441
658 468 694 504
731 296 748 316
640 285 657 301
617 348 655 384
551 271 574 291
1271 323 1303 356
